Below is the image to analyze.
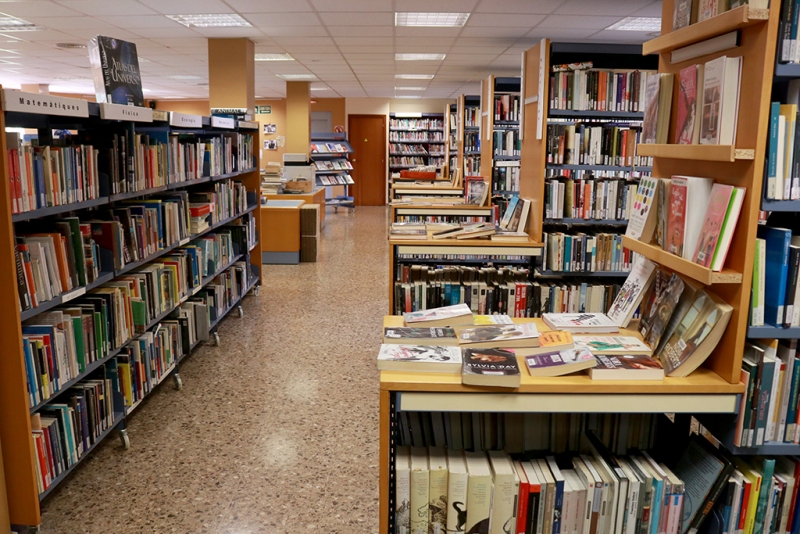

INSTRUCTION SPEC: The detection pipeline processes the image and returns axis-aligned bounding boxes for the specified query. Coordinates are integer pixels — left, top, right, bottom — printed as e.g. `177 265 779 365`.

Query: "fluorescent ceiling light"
277 74 316 80
166 75 202 80
395 95 422 99
0 13 40 31
396 74 434 80
138 57 151 63
606 17 662 31
166 14 251 28
395 12 469 27
395 86 425 91
255 53 294 61
310 86 329 91
396 53 446 61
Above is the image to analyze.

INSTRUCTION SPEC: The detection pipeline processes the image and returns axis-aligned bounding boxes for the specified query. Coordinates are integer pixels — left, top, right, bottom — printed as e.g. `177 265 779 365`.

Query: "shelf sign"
2 89 89 117
238 120 258 130
99 103 153 122
152 110 168 121
211 116 235 129
169 112 202 128
256 105 271 114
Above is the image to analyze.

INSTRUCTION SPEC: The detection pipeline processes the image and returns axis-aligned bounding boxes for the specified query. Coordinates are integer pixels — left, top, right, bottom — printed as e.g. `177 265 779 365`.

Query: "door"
348 114 386 206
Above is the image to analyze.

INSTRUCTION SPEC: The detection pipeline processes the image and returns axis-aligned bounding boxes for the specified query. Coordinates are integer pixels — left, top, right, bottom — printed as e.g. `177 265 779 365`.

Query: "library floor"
38 206 390 534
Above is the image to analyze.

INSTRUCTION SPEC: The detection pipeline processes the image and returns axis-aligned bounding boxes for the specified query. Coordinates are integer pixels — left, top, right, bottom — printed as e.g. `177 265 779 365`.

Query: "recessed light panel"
166 14 251 28
0 13 40 31
395 86 425 91
395 12 469 27
395 74 434 80
395 95 422 99
606 17 662 31
255 53 294 61
310 86 329 91
395 53 446 61
277 74 316 80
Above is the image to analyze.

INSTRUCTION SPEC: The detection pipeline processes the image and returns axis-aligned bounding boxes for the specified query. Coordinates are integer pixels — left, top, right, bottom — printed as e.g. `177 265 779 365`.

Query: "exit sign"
256 105 271 114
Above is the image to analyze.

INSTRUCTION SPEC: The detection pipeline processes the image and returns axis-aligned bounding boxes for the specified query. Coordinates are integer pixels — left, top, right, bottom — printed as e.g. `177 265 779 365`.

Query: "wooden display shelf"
622 236 742 285
642 4 769 56
637 144 755 162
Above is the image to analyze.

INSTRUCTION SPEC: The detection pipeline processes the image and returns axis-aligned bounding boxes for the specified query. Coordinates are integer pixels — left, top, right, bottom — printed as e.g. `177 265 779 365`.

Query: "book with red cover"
675 65 698 145
666 178 688 256
693 183 734 267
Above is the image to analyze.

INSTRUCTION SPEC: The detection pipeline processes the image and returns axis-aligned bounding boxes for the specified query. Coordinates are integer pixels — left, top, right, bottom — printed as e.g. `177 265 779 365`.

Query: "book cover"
673 0 694 29
466 178 488 206
403 303 473 327
675 65 699 145
458 323 539 348
382 327 457 346
693 184 734 267
607 256 657 327
589 354 665 380
642 74 661 144
698 0 719 22
473 314 514 325
574 335 652 354
666 177 688 256
700 56 725 144
376 345 462 373
710 187 745 272
87 36 144 106
462 348 521 388
525 347 597 377
542 313 619 333
759 226 792 326
640 273 686 349
625 176 659 242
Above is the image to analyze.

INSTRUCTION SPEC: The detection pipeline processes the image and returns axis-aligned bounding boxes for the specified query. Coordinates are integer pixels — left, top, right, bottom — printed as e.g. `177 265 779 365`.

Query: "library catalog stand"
310 132 354 213
0 92 262 528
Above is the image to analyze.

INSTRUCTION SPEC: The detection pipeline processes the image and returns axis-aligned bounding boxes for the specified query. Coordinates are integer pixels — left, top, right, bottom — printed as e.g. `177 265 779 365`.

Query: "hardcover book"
588 354 665 380
675 64 699 145
525 347 597 377
382 327 458 346
573 335 653 355
625 176 660 242
376 345 462 373
462 348 521 388
606 257 658 328
710 186 745 272
403 303 473 328
666 177 688 256
700 56 742 146
88 36 144 107
458 323 540 348
542 313 619 333
673 0 696 29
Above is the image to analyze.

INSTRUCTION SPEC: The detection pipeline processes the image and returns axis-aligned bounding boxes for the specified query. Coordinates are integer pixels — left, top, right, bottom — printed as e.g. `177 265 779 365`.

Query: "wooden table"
260 199 305 264
263 187 326 225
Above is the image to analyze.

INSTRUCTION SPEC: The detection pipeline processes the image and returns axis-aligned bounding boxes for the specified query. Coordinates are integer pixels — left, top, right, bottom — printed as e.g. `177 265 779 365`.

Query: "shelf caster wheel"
173 373 183 391
254 286 260 296
213 332 220 346
119 429 130 450
237 305 244 318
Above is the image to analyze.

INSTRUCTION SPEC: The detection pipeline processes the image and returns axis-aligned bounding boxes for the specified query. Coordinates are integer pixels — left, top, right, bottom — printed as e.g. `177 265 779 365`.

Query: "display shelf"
637 144 755 162
622 235 742 285
761 197 800 211
642 4 769 56
746 325 800 339
544 218 628 226
547 110 645 119
537 269 630 277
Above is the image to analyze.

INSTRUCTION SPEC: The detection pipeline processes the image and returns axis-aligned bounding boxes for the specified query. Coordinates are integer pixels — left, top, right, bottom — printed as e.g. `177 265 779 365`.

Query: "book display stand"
310 132 354 213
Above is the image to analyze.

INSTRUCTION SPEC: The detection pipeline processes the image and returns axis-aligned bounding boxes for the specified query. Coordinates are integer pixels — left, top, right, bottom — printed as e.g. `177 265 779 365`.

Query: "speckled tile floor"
38 206 390 534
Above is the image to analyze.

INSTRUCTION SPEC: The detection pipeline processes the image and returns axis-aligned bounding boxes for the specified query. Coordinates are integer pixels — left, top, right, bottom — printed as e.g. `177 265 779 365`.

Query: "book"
446 450 469 534
428 448 449 533
673 0 696 30
465 451 493 533
395 446 411 534
514 330 575 357
642 73 674 144
699 56 742 146
759 226 792 326
698 0 720 22
465 177 488 206
376 345 463 373
750 238 766 326
525 347 597 377
409 448 430 534
473 314 514 325
625 176 660 242
382 327 458 346
693 183 734 267
458 323 540 348
87 36 144 106
640 273 686 350
675 64 700 144
573 335 653 355
588 354 665 380
489 451 519 534
606 257 658 328
710 186 745 272
462 348 521 388
542 313 619 333
403 303 474 328
668 176 715 260
657 290 734 377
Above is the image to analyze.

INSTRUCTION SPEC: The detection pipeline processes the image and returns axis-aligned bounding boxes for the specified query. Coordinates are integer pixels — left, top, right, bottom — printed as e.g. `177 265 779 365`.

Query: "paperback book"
525 347 597 377
693 183 734 268
514 330 575 357
458 323 539 348
473 314 514 325
403 303 474 328
542 313 619 333
625 176 660 242
639 273 686 349
462 348 521 388
606 256 658 327
588 354 665 380
376 345 463 373
573 335 652 355
383 327 458 346
675 64 702 144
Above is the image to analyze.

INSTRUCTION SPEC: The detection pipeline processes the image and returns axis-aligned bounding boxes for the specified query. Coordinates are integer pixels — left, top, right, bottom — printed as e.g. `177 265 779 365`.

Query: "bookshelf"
444 103 457 180
0 90 262 527
388 113 445 175
391 205 493 224
461 95 481 179
310 132 354 212
480 77 521 205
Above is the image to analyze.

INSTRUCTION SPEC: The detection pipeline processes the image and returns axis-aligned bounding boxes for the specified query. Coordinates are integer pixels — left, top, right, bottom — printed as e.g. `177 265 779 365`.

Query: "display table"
260 199 305 264
263 187 326 226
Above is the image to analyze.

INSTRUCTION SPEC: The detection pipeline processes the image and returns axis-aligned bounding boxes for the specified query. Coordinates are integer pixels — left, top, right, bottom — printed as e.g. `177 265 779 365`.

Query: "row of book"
538 281 622 315
394 215 492 226
644 58 741 146
549 65 654 113
545 177 637 222
765 100 800 201
391 157 437 168
463 107 478 128
309 142 348 154
317 174 354 186
465 131 480 153
311 159 353 171
493 129 520 157
389 144 430 155
494 94 520 122
779 0 800 65
546 122 649 167
465 156 481 175
389 132 445 143
390 118 443 130
626 176 744 272
543 232 632 273
675 0 766 31
396 431 734 534
493 165 520 192
750 226 800 328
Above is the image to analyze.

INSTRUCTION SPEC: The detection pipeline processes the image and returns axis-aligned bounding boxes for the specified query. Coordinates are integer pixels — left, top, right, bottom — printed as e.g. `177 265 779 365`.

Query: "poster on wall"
263 124 276 134
264 139 277 150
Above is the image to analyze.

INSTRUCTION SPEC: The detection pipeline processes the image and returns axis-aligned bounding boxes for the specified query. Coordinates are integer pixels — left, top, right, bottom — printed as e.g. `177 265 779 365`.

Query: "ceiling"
0 0 663 100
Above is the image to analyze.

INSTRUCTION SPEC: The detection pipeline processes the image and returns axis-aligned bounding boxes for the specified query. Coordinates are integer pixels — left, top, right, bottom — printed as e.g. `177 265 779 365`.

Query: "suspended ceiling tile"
243 12 321 26
554 0 652 16
395 0 479 11
540 14 625 29
334 37 394 46
0 1 84 18
259 26 329 37
311 0 392 10
272 36 334 46
135 0 233 14
213 0 313 11
319 12 393 26
459 26 534 38
475 0 564 14
57 1 159 16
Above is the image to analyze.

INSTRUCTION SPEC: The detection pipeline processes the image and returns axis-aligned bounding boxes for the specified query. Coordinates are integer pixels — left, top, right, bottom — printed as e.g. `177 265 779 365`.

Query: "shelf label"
238 120 258 130
152 110 168 121
211 116 235 129
169 112 202 128
62 287 86 303
3 89 89 117
99 103 153 122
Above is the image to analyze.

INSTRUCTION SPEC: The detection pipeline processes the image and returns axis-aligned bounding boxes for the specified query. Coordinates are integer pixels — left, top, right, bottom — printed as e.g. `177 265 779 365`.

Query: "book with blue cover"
88 36 144 107
758 226 792 325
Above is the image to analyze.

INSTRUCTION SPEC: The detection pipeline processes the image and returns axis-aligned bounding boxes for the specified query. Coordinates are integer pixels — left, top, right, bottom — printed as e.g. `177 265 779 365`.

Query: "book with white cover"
403 303 474 327
465 451 493 534
446 450 469 534
488 451 519 534
574 335 653 355
377 345 462 373
672 175 714 261
699 56 742 146
542 313 619 333
428 448 448 534
458 322 539 348
395 446 411 534
606 257 657 327
410 448 430 534
625 177 660 243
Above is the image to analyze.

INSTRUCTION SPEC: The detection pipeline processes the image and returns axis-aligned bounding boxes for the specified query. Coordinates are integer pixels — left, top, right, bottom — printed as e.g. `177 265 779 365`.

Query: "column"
207 38 255 113
285 81 310 155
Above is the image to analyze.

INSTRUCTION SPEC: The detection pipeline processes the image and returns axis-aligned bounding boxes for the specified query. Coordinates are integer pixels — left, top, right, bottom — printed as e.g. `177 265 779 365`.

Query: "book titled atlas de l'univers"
88 36 144 106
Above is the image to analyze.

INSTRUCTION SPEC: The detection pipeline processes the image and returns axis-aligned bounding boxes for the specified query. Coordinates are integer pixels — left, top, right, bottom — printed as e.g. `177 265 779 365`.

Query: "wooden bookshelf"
0 90 263 527
391 205 493 223
480 76 520 205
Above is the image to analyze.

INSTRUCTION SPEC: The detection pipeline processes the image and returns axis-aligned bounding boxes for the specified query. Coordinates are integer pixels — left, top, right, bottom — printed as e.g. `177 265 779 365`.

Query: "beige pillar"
207 38 255 113
285 81 310 155
21 84 48 95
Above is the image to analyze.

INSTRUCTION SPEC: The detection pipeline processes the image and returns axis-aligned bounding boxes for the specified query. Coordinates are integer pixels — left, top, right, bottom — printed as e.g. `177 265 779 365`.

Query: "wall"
255 99 286 168
153 99 210 116
311 98 345 131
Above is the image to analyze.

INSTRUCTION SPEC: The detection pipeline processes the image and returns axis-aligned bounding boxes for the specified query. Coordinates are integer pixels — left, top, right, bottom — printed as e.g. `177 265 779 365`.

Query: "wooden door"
348 114 386 206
